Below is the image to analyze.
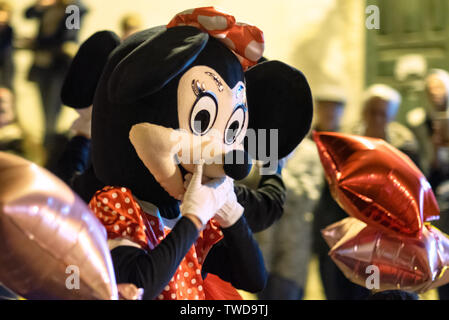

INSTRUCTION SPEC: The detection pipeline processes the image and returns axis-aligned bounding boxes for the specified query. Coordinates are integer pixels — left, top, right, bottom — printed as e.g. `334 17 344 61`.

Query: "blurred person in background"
0 87 26 157
24 0 87 166
256 86 346 299
424 69 449 300
0 1 14 90
350 84 419 162
314 84 418 300
120 13 143 40
425 69 449 190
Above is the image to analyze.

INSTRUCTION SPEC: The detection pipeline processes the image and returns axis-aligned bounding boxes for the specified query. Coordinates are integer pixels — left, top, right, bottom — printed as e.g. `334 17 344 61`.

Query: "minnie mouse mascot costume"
61 7 313 300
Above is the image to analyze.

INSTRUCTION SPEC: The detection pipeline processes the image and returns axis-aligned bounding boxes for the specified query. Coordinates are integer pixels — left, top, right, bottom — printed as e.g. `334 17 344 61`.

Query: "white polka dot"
245 40 264 62
188 262 194 268
170 277 174 282
171 293 176 299
112 211 117 215
121 187 127 193
197 15 228 30
128 208 134 214
111 193 118 199
179 291 183 297
164 285 170 291
187 288 192 294
103 206 109 212
120 216 125 221
102 198 108 204
181 282 185 287
158 294 164 300
127 227 132 233
96 202 101 207
194 295 199 300
196 269 201 275
184 272 189 277
104 217 109 222
198 285 203 291
177 274 180 280
150 220 155 226
191 278 196 284
113 225 119 231
122 231 127 236
135 226 140 232
125 197 130 203
193 253 197 259
175 283 178 289
115 203 121 209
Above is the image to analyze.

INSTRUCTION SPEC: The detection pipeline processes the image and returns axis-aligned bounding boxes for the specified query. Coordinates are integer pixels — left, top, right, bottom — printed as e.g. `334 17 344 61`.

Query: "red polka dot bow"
167 6 265 71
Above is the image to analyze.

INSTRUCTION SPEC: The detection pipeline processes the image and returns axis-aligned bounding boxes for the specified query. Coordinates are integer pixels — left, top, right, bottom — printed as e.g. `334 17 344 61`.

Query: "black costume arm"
235 173 286 233
110 217 199 300
201 215 267 293
53 135 91 185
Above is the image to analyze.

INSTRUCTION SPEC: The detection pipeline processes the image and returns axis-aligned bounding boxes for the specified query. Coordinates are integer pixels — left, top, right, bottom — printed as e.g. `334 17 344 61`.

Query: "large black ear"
61 31 121 109
107 26 209 104
245 60 313 159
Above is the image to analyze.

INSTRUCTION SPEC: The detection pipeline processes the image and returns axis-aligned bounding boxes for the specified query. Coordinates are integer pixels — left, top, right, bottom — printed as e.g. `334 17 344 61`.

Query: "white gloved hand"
184 172 244 228
213 189 244 228
180 162 233 227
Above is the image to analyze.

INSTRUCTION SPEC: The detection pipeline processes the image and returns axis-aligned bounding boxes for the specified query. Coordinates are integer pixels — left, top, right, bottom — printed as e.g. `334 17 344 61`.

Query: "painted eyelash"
205 72 224 92
191 80 206 96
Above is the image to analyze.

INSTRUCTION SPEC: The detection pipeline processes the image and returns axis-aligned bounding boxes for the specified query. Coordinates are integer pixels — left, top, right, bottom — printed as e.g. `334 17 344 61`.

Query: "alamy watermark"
65 265 80 290
65 5 81 30
169 126 279 175
365 265 380 290
366 5 380 30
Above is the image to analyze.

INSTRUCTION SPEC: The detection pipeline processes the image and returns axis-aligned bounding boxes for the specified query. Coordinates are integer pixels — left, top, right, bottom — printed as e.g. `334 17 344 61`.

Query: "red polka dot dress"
89 186 224 300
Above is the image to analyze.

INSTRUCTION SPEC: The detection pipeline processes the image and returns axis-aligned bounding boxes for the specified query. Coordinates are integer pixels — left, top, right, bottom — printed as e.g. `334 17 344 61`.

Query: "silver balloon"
0 152 118 299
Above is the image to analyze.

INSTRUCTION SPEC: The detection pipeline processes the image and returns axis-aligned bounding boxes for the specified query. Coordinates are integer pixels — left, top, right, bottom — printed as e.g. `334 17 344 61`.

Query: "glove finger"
190 161 204 188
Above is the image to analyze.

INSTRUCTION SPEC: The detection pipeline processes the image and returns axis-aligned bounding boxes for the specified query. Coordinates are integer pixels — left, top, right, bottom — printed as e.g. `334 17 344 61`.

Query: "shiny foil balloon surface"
313 131 440 238
0 152 118 300
322 217 449 293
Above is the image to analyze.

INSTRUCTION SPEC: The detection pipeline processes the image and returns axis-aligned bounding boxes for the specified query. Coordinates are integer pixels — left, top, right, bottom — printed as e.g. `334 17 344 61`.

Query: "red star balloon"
313 131 439 238
322 217 449 293
0 152 119 299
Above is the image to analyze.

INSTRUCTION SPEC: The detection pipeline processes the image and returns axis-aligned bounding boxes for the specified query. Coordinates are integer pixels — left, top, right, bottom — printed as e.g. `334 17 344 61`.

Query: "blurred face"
426 74 447 110
363 97 392 139
315 100 344 132
0 88 14 127
0 10 10 27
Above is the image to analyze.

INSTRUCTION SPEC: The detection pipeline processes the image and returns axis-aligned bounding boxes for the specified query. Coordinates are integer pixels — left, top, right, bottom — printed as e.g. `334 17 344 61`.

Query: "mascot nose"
223 149 252 180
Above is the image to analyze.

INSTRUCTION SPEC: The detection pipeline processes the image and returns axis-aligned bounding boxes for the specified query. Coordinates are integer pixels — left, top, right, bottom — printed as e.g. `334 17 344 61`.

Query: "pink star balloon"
0 152 119 299
322 217 449 293
313 131 439 238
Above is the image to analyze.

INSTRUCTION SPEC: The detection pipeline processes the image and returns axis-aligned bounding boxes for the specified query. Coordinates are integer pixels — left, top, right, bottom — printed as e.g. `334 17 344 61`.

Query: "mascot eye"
190 93 218 135
224 106 246 145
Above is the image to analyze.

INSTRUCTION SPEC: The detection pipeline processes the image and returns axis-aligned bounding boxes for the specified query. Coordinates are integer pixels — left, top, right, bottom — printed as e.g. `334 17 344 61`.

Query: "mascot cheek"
129 123 186 200
129 123 230 199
